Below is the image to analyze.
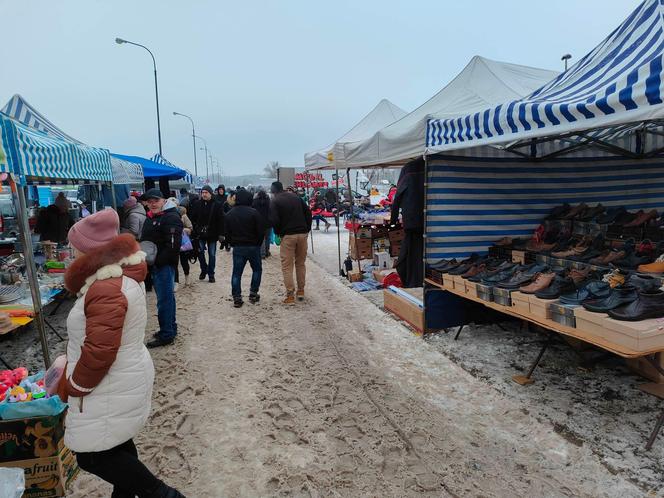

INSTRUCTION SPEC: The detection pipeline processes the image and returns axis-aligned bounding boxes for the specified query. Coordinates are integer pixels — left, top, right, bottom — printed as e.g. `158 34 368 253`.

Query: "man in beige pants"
269 182 312 304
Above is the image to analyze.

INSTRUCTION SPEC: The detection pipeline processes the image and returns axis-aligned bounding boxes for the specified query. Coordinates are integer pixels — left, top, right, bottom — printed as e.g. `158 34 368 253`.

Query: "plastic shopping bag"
180 232 193 252
0 468 24 498
44 355 66 396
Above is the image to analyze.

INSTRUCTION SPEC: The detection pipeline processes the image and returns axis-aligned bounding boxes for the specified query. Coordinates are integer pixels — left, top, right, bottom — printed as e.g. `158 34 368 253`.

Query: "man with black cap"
215 185 231 252
269 181 312 304
190 185 225 283
140 189 183 348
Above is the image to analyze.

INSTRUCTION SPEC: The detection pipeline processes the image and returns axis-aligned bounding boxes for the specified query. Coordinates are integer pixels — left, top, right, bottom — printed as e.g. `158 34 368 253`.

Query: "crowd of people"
53 180 317 496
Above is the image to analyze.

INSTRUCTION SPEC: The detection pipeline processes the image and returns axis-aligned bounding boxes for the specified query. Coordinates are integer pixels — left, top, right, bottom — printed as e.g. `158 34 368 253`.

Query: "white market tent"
340 56 559 169
304 99 407 171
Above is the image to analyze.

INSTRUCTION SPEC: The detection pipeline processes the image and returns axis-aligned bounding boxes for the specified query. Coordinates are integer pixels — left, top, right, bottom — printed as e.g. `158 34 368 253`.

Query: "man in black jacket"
190 185 225 283
252 189 271 258
390 158 425 288
140 189 183 348
225 189 265 308
269 181 312 304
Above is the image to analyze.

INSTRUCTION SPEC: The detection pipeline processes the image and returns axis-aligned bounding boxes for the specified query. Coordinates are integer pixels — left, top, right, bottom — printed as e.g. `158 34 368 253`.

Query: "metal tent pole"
11 176 51 367
110 182 118 210
308 178 314 254
335 168 342 276
422 156 429 336
346 168 360 273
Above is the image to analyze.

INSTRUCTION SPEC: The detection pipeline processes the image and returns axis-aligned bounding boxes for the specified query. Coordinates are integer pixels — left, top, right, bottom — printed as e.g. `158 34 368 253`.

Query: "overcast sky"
0 0 639 176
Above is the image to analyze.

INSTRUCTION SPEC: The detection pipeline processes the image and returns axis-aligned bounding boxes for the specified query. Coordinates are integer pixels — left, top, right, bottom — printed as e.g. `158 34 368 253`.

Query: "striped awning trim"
426 0 664 155
426 155 664 261
152 153 204 187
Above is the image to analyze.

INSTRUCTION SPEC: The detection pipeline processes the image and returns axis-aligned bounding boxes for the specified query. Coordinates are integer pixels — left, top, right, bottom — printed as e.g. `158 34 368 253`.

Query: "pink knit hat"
68 209 119 253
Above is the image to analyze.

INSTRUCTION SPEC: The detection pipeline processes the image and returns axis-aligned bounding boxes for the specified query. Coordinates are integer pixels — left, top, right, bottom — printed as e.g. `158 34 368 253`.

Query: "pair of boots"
234 293 260 308
174 275 191 293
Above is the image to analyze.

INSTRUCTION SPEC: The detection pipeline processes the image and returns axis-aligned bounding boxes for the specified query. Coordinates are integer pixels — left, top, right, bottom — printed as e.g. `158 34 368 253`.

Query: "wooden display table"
425 277 664 449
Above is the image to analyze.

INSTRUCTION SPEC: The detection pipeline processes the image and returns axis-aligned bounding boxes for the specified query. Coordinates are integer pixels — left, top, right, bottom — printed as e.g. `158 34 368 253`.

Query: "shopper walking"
225 189 265 308
59 209 184 498
269 181 312 304
252 189 272 258
310 191 331 231
190 185 225 283
178 205 194 287
140 189 183 348
120 196 147 239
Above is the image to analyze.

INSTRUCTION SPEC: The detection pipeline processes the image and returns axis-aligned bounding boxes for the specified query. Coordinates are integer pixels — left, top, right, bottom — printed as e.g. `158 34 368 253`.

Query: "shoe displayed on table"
147 337 175 349
577 203 605 222
583 285 638 313
545 203 572 220
638 253 664 273
608 290 664 321
602 268 627 288
559 280 611 305
535 275 576 299
496 264 550 289
481 266 519 285
519 272 556 294
623 209 659 227
562 203 588 220
468 261 515 283
596 206 627 225
628 274 663 293
461 263 487 279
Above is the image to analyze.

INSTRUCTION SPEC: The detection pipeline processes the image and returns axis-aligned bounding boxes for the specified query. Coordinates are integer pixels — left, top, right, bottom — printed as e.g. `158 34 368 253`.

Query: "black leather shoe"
147 337 175 349
233 298 244 308
535 276 576 299
559 280 611 305
583 285 638 312
608 290 664 321
629 274 662 292
209 276 216 283
249 293 260 303
199 272 207 281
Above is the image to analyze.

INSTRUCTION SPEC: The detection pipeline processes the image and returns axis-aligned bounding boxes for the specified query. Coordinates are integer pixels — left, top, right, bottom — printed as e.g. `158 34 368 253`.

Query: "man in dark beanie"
215 185 231 251
190 185 225 283
269 181 312 304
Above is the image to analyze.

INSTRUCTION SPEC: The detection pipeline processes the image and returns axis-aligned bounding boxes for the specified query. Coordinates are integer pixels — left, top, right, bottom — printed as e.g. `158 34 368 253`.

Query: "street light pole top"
561 53 572 61
115 38 127 45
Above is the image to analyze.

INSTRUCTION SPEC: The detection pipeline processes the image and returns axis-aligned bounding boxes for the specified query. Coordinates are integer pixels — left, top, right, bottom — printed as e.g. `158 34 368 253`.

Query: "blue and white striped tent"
0 112 112 182
424 0 664 261
151 153 204 188
2 95 137 183
426 0 664 158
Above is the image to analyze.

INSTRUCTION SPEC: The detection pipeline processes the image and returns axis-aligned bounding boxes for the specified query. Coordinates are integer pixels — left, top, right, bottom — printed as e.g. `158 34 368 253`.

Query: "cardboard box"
512 250 526 264
373 269 396 284
349 237 372 260
574 308 664 353
549 302 578 328
373 251 392 269
465 280 478 298
388 227 405 244
511 291 530 314
357 226 373 239
528 295 556 320
442 274 455 290
347 270 363 282
0 412 65 463
383 287 424 333
389 242 401 257
3 443 78 497
452 275 467 292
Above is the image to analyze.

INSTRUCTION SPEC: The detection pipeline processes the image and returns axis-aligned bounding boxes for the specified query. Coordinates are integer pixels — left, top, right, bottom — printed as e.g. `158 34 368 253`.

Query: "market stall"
422 0 664 448
0 111 114 367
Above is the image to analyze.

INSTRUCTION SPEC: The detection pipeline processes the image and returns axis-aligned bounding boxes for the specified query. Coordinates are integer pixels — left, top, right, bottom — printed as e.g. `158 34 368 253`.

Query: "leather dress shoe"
147 337 175 348
468 261 514 283
481 266 518 285
563 203 588 220
629 274 662 292
520 272 556 294
535 275 577 299
496 264 549 289
559 280 611 305
545 203 571 220
623 209 658 227
638 254 664 274
577 204 605 221
461 263 486 279
596 206 626 224
608 290 664 321
583 285 638 313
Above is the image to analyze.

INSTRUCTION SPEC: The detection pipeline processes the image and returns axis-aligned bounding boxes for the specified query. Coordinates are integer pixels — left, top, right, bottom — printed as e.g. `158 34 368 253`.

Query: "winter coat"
190 198 225 241
178 207 193 235
269 191 312 237
251 194 271 228
390 158 425 230
35 205 73 244
59 235 154 453
226 190 265 246
121 204 147 239
140 200 183 268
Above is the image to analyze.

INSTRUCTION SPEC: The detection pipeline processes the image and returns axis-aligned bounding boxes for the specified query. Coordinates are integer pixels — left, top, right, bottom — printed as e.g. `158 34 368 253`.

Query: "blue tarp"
111 153 187 180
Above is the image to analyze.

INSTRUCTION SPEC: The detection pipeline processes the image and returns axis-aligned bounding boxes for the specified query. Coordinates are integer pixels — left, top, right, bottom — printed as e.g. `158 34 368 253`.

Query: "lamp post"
561 53 572 71
173 112 198 176
115 37 163 155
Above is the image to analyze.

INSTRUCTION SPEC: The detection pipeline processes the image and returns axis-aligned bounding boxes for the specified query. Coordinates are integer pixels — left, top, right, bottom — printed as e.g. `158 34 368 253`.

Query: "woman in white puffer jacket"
59 209 184 498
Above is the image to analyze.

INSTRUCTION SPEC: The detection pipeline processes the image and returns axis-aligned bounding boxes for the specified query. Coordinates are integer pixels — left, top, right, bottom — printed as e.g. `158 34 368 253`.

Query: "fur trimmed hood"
65 234 148 295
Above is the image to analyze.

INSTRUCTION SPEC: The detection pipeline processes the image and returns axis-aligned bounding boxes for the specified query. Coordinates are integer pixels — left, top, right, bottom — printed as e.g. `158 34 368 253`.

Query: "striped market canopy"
2 94 139 183
426 0 664 157
0 113 112 181
151 153 203 186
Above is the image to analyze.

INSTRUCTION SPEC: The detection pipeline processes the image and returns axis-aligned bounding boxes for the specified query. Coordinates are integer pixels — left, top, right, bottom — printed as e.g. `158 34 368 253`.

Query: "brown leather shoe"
520 272 556 294
563 203 588 220
624 209 658 227
601 249 627 265
568 267 590 284
283 295 295 305
461 263 486 279
296 289 305 301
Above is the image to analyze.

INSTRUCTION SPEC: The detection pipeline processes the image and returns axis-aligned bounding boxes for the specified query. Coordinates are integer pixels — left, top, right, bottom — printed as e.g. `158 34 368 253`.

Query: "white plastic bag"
44 354 67 396
0 468 25 498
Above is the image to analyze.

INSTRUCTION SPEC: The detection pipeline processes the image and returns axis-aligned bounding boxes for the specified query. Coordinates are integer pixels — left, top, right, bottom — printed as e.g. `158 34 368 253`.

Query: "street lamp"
196 136 209 181
115 37 163 155
173 112 198 176
561 53 572 71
